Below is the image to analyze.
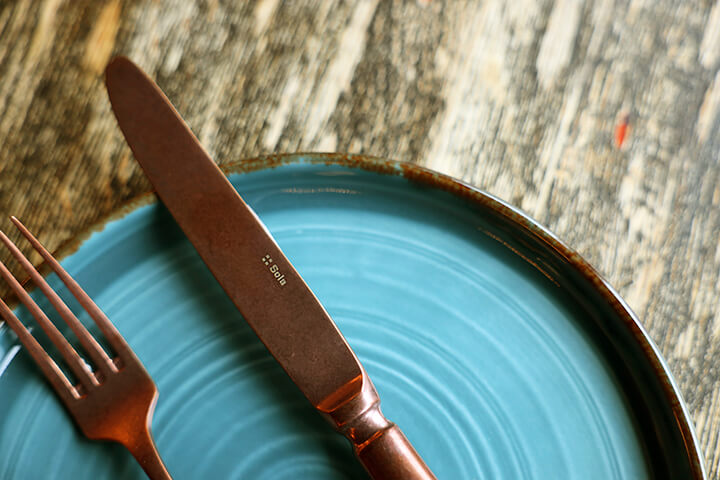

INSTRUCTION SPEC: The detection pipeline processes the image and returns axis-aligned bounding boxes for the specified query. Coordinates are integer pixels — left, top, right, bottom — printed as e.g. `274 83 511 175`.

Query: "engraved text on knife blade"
262 254 287 286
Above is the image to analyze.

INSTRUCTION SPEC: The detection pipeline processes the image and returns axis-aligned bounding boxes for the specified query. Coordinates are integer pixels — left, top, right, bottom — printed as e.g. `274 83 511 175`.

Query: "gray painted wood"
1 0 718 475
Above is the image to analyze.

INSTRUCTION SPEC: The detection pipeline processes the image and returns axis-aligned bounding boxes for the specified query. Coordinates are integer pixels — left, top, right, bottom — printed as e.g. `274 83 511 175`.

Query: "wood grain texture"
0 0 718 475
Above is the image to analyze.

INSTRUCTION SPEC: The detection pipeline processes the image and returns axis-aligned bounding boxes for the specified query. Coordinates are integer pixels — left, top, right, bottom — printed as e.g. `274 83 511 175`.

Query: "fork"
0 217 172 480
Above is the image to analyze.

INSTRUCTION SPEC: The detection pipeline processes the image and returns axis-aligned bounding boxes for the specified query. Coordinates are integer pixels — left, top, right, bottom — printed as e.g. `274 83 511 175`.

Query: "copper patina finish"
105 56 436 479
0 218 171 479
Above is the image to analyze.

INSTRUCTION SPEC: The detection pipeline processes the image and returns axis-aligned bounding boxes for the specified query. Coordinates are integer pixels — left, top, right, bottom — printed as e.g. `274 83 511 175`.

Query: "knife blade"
105 56 436 480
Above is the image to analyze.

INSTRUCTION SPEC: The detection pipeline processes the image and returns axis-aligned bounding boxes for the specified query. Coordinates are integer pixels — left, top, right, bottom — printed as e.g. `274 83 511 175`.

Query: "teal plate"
0 154 705 479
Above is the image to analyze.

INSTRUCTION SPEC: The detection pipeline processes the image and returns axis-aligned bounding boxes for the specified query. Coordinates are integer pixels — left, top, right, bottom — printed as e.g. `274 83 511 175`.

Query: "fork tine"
0 297 77 401
11 217 131 360
0 239 97 391
6 220 117 375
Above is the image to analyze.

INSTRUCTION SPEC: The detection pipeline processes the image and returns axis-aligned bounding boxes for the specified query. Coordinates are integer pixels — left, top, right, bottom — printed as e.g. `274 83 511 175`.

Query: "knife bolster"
321 372 391 448
320 374 437 479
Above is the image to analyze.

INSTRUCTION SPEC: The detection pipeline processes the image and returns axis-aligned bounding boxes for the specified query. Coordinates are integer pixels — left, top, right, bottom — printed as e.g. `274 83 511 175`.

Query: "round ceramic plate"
0 155 705 479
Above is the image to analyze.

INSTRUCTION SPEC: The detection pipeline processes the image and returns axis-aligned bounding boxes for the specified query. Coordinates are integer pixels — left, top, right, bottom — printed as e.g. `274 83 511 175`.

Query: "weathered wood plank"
1 0 718 475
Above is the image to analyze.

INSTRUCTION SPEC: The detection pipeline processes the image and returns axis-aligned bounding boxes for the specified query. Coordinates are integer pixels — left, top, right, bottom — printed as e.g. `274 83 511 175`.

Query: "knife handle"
354 423 436 480
321 373 436 480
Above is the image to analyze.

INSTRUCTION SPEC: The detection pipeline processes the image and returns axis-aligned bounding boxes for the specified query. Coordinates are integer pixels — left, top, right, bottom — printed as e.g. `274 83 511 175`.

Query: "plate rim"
4 152 707 478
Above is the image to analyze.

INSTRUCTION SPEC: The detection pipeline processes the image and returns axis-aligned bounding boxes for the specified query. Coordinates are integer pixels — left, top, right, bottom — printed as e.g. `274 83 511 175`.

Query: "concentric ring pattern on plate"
0 156 702 479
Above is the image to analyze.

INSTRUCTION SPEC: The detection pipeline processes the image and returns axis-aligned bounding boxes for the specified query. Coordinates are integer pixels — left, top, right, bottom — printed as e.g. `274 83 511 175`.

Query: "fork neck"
125 427 172 480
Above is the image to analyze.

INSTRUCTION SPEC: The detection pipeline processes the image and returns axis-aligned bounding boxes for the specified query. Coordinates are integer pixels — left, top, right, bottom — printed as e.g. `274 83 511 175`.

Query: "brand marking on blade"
262 254 287 286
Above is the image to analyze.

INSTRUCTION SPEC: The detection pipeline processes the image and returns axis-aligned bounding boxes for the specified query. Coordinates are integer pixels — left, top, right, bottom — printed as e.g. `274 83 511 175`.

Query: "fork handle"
126 429 172 480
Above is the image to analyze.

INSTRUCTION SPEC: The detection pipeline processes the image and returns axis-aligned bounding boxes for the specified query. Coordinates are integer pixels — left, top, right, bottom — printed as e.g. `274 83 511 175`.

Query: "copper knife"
105 57 436 480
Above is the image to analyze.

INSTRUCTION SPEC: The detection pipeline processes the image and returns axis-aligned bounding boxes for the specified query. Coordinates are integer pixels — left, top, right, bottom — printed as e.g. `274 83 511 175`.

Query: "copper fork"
0 217 172 480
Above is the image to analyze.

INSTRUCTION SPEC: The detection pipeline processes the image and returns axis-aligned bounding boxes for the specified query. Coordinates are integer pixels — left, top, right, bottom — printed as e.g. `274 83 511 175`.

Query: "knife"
105 56 436 480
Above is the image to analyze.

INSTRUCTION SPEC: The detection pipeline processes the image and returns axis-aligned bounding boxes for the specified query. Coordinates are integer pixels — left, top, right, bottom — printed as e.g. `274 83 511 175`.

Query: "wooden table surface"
1 0 719 476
